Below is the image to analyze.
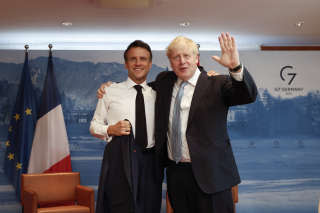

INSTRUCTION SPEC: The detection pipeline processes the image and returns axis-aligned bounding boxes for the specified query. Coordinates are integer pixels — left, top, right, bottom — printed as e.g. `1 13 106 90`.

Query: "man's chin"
175 71 188 79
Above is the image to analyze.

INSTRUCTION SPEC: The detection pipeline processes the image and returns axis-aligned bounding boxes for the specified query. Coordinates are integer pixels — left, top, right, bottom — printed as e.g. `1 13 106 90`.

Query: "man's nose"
179 56 186 64
135 59 142 65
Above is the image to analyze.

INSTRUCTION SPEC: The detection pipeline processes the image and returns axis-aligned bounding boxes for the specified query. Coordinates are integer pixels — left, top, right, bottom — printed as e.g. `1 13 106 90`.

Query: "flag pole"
48 44 52 53
48 44 53 58
24 44 29 53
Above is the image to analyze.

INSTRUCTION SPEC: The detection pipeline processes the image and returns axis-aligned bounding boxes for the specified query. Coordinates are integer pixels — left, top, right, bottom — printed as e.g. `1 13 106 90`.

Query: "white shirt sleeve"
89 96 112 142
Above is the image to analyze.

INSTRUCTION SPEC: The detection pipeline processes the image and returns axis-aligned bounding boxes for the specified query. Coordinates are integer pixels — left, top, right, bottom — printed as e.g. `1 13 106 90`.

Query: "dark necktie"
134 85 148 148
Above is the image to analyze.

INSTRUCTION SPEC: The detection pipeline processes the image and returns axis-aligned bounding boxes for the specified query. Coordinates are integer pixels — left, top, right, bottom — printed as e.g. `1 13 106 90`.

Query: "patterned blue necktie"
171 81 187 163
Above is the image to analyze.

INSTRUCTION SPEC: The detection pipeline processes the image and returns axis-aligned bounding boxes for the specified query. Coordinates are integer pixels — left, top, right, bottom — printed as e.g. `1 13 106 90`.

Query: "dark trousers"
104 142 134 213
133 145 162 213
166 162 234 213
104 142 162 213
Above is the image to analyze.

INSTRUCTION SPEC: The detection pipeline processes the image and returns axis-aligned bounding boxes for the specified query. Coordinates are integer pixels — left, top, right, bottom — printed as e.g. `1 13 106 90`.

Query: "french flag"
28 50 72 173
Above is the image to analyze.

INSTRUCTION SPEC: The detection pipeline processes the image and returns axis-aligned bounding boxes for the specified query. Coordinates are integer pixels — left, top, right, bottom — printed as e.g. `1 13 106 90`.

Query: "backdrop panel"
0 50 319 213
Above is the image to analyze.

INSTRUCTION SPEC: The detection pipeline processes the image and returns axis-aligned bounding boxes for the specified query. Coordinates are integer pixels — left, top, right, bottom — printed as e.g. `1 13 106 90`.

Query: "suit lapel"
187 72 210 129
162 72 177 134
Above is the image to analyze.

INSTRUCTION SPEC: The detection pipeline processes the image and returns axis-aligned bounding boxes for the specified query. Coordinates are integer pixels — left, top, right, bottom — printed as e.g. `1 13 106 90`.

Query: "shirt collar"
125 77 148 89
177 67 201 87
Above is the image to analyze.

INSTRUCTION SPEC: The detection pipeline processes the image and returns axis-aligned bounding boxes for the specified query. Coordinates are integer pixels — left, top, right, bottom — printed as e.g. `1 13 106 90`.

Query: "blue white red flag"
28 50 72 173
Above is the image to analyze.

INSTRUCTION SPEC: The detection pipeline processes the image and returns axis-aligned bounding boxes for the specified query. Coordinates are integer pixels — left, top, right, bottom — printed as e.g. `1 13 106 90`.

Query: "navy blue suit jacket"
96 131 137 213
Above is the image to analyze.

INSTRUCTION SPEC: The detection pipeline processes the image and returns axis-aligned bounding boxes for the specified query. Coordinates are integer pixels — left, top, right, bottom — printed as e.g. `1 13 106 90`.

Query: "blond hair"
166 36 199 58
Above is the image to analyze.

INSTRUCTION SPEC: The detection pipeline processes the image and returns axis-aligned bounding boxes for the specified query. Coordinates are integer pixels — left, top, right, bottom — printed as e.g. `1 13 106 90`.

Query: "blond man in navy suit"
154 33 257 213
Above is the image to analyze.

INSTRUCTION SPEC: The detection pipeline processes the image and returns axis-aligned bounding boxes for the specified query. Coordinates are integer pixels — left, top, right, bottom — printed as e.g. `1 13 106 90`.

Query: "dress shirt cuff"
229 66 244 81
105 125 113 142
90 123 112 142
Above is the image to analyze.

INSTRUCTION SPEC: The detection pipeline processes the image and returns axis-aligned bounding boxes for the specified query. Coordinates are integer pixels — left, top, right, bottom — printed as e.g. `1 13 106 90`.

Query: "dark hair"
124 40 152 62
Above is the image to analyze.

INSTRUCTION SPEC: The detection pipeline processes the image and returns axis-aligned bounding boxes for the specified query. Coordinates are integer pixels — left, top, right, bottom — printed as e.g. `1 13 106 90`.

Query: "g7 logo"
280 65 296 85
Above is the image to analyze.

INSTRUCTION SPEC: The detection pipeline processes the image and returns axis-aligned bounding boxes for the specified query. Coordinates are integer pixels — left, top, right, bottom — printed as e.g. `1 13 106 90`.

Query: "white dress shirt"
167 68 243 162
90 77 156 148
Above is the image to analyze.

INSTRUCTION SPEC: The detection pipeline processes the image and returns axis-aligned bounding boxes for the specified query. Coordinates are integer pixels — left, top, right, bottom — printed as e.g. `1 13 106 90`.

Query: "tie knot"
180 81 187 89
134 84 143 93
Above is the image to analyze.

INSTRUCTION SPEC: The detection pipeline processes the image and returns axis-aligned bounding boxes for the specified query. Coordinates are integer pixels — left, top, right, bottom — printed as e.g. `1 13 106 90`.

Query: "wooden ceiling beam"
260 45 320 51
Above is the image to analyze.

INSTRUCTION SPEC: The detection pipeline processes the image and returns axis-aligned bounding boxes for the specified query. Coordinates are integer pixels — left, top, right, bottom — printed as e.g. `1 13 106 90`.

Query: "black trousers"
105 143 162 213
104 142 133 213
166 162 234 213
133 145 162 213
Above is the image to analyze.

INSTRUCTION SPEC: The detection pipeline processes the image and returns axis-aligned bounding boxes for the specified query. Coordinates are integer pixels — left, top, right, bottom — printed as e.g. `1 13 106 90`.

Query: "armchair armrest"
232 185 238 203
23 188 38 213
166 191 173 213
76 185 94 213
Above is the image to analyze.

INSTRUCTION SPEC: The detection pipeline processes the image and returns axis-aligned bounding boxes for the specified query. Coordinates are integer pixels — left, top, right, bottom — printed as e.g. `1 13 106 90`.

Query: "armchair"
21 172 94 213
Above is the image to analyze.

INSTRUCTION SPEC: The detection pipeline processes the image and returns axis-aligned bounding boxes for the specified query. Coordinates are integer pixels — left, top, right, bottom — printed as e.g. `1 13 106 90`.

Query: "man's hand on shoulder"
97 81 113 99
207 70 220 77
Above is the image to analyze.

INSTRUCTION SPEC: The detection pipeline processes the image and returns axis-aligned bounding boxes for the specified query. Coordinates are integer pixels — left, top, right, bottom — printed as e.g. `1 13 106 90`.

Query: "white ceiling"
1 0 319 50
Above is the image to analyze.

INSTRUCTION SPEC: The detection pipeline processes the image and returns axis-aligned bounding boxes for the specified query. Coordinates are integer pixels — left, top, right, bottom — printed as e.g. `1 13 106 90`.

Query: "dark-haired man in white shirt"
90 40 162 213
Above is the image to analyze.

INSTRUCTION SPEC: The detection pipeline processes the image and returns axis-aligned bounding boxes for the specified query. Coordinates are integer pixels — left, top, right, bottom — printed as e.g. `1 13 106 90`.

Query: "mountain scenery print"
0 50 319 213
